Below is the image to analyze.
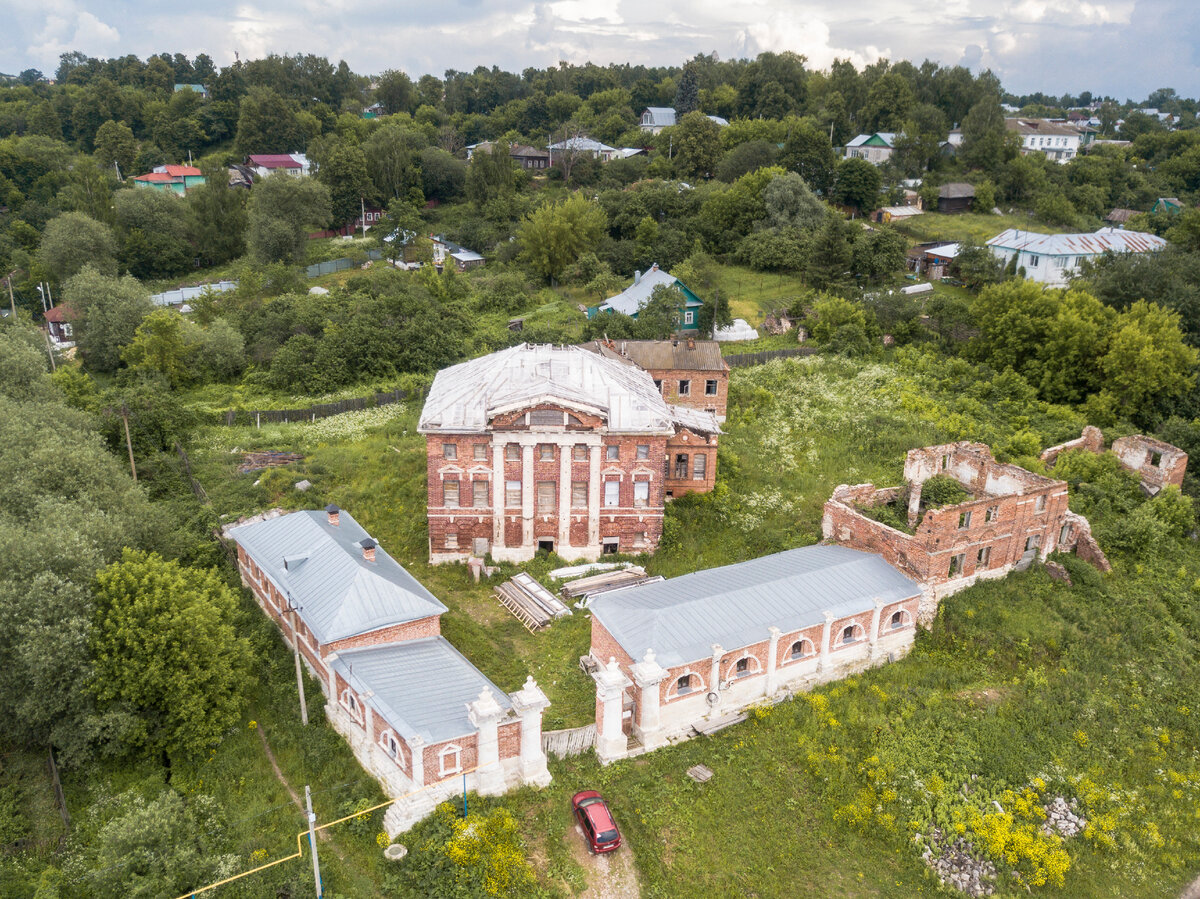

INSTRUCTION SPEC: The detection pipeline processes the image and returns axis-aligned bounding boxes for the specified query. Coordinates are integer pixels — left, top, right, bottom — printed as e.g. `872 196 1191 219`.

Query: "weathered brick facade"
1042 426 1188 495
822 441 1110 619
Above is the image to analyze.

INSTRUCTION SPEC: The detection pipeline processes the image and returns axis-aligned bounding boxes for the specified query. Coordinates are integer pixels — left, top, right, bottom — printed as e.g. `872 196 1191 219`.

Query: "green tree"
860 72 915 133
92 549 255 759
465 143 515 207
636 284 684 338
187 161 248 266
1101 300 1199 416
38 212 118 282
670 111 722 180
517 193 607 283
113 188 193 279
779 120 838 195
805 217 855 290
120 309 198 387
316 137 375 227
246 172 332 264
375 68 415 114
761 172 826 231
363 123 426 201
833 157 882 212
63 266 154 373
851 226 907 282
959 96 1007 172
807 293 869 343
675 63 700 115
234 87 307 156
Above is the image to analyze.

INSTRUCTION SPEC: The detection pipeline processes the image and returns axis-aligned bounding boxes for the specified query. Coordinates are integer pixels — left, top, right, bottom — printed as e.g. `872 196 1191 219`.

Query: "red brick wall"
498 720 521 761
665 429 718 496
777 624 825 667
589 619 636 669
424 734 479 784
324 615 441 654
652 366 729 418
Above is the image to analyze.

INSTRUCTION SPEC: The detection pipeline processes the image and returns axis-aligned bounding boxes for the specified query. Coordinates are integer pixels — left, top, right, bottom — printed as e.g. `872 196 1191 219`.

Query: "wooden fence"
542 724 595 759
219 388 409 427
724 346 818 368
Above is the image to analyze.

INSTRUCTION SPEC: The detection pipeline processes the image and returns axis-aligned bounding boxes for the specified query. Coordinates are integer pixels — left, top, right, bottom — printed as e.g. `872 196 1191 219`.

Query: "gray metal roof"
228 510 446 644
330 637 513 743
590 544 921 667
583 339 728 372
986 227 1165 257
599 265 687 317
642 107 676 127
418 343 682 434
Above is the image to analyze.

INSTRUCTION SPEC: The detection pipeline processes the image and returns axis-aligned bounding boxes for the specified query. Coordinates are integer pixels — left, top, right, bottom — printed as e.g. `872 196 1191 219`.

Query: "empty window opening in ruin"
941 453 949 469
1035 494 1047 513
674 453 689 479
602 538 620 555
705 379 718 396
977 546 991 567
678 380 691 395
958 510 972 529
606 444 619 461
1150 451 1163 467
948 553 965 577
537 539 555 554
985 505 999 522
505 443 519 461
539 444 554 461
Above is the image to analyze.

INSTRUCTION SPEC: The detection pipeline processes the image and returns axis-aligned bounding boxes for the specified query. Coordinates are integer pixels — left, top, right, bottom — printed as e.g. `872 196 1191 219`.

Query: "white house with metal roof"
586 544 922 762
844 132 900 165
986 227 1166 286
640 107 676 134
226 507 552 834
418 344 720 563
546 135 619 162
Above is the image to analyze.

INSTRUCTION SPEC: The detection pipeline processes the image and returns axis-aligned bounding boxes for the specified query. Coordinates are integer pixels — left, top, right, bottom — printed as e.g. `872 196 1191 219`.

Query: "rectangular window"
693 454 706 480
505 480 521 507
444 480 459 508
536 481 555 512
684 310 695 325
529 409 562 426
605 445 619 461
977 546 991 567
678 380 690 396
948 553 965 577
1035 494 1047 513
442 443 457 460
472 480 488 507
636 444 649 460
505 443 519 461
985 505 999 522
673 453 689 479
705 379 718 396
473 444 487 461
602 537 619 555
958 510 972 529
445 532 458 549
604 480 620 507
1150 451 1163 467
1029 255 1039 267
539 444 554 462
572 481 588 508
573 444 587 462
633 480 649 507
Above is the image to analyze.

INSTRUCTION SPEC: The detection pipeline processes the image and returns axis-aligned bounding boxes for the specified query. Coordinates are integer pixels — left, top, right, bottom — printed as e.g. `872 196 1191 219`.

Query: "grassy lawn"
713 265 810 325
893 211 1075 246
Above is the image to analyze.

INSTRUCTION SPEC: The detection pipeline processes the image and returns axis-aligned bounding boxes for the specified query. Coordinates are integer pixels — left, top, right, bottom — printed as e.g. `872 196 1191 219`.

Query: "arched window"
380 730 405 768
842 625 862 645
676 674 695 695
890 610 909 629
733 656 759 678
789 640 813 660
340 688 363 724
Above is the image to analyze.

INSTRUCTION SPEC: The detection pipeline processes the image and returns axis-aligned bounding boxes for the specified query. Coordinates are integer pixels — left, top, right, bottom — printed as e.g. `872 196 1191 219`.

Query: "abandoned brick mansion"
418 343 723 563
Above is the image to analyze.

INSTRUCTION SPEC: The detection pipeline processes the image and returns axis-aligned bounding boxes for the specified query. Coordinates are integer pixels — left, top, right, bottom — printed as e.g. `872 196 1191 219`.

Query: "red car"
572 790 622 853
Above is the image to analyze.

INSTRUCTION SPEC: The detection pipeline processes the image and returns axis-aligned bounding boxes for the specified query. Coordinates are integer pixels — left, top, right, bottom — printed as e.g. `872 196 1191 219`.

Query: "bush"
921 474 971 507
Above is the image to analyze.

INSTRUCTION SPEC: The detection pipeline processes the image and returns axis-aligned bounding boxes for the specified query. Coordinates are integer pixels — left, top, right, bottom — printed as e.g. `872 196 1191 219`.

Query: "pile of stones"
919 827 997 896
1042 796 1086 837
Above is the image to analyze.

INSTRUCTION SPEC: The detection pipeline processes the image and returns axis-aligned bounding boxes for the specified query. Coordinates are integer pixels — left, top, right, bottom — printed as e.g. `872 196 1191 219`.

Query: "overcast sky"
2 0 1195 102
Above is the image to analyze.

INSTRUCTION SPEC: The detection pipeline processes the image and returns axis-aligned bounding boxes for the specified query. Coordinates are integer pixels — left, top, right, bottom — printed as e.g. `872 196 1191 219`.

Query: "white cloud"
735 13 885 69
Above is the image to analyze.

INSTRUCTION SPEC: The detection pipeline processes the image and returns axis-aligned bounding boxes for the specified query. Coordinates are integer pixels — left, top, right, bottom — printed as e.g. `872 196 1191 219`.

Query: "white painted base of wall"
432 544 609 565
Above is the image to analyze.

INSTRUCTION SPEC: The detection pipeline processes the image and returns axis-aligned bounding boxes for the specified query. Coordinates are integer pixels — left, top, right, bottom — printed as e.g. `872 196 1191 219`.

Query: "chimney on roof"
325 503 340 526
650 262 658 272
360 537 377 563
633 270 641 285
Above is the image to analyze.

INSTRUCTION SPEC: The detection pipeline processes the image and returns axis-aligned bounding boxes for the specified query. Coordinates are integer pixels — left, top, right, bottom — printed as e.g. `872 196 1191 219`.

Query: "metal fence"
150 280 237 307
724 347 818 367
542 724 596 759
219 388 408 427
305 249 383 279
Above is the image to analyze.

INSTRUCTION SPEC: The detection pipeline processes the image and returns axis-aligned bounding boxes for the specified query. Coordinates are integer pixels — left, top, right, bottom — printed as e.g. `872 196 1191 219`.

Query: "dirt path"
255 725 342 856
565 823 641 899
1182 874 1200 899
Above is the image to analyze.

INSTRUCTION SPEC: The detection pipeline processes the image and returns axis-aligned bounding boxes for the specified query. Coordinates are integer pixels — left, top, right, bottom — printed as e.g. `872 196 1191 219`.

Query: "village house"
132 164 205 195
1005 118 1083 162
938 182 976 214
591 263 705 333
417 343 720 563
906 242 960 280
546 135 619 162
247 153 312 178
431 236 484 271
582 338 730 423
985 227 1166 287
586 544 922 763
639 107 676 134
174 83 209 99
226 506 552 834
844 132 899 165
822 441 1109 619
43 303 76 345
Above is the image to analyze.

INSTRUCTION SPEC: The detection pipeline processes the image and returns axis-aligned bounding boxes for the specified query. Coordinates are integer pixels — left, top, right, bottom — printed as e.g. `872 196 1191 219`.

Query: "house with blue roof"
226 505 552 834
585 543 922 762
590 263 705 333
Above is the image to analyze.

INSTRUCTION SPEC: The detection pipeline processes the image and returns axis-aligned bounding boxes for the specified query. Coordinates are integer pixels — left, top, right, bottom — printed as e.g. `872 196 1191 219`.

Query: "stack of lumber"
560 567 664 603
494 573 572 632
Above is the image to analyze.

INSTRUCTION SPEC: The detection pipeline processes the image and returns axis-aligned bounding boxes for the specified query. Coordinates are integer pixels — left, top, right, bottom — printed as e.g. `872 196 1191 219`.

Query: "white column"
630 649 668 749
409 735 425 788
521 444 534 549
492 442 505 549
595 657 628 763
764 626 782 697
510 676 552 787
557 443 571 551
467 687 506 795
587 444 602 548
818 611 835 676
708 644 724 713
868 597 885 662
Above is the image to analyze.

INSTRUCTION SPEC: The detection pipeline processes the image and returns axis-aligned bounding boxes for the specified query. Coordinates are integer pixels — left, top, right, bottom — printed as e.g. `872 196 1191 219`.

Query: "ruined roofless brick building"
823 441 1109 620
418 343 721 563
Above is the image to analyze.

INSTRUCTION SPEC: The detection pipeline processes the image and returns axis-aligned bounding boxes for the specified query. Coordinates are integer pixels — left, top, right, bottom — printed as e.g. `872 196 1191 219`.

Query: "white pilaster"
492 442 505 549
818 611 835 675
409 735 425 788
595 657 628 763
558 445 571 550
868 597 885 661
629 649 669 749
510 676 552 787
708 644 724 713
521 444 534 548
765 626 782 697
467 687 506 796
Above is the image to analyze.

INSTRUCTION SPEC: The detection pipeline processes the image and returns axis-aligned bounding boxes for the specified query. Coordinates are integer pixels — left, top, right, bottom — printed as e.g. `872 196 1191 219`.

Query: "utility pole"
6 274 14 318
45 281 53 309
120 404 137 482
305 786 323 898
43 331 56 371
360 196 367 240
286 595 309 725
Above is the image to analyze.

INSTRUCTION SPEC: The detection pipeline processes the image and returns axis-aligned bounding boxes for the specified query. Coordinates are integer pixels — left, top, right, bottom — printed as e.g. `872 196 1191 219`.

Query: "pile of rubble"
1042 796 1086 837
919 827 997 897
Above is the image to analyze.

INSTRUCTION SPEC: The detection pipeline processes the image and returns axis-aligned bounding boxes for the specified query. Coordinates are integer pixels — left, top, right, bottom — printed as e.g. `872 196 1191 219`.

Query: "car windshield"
596 829 618 844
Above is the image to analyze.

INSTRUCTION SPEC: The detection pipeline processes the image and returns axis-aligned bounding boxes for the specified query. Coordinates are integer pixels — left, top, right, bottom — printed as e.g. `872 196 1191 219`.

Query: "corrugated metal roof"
418 343 679 434
599 266 694 317
938 182 975 199
642 107 676 127
547 136 615 152
228 510 446 644
329 637 512 743
590 544 921 667
249 154 302 168
986 227 1166 257
1004 118 1080 137
847 132 898 148
583 339 728 372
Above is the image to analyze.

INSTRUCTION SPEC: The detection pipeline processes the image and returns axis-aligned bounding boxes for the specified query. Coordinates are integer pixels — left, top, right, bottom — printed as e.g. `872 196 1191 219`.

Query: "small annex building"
587 544 922 762
582 338 730 422
226 506 552 834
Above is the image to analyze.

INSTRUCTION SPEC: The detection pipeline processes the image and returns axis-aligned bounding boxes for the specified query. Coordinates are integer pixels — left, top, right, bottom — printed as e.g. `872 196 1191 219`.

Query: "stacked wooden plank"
560 566 664 603
494 573 572 632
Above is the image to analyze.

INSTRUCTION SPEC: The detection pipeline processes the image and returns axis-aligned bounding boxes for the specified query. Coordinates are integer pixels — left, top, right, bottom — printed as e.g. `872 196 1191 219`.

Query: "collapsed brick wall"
1041 426 1104 467
1112 435 1188 493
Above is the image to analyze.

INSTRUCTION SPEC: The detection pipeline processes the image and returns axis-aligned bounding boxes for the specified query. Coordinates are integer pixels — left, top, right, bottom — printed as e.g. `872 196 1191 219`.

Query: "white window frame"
684 310 695 325
438 743 462 776
604 480 620 507
789 639 814 661
380 729 404 767
633 479 649 508
340 688 364 724
505 480 521 507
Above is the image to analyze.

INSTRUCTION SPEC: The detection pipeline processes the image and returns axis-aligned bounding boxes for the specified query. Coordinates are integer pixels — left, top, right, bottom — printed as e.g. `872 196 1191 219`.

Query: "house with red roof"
247 153 312 179
43 304 77 344
132 164 205 195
